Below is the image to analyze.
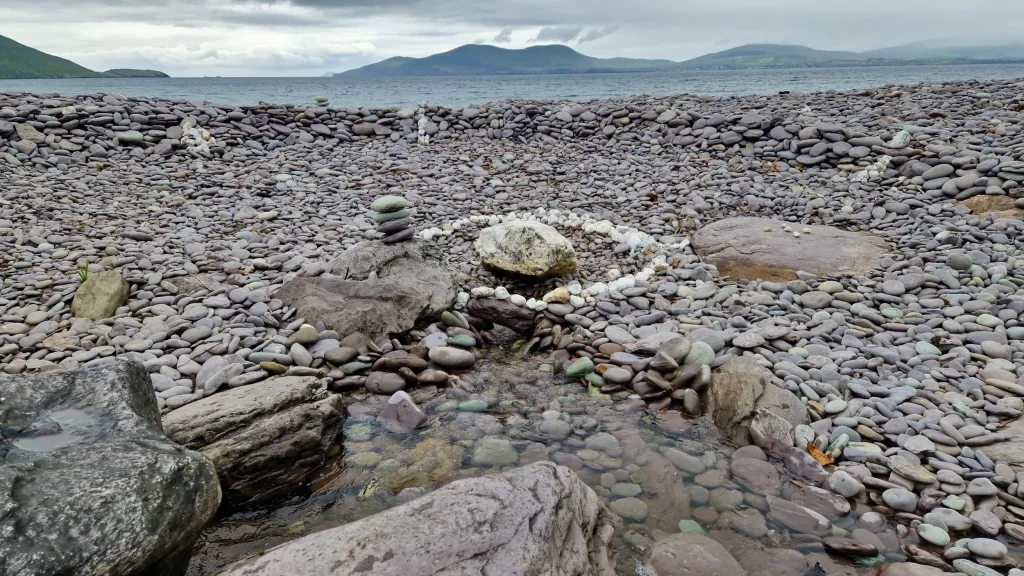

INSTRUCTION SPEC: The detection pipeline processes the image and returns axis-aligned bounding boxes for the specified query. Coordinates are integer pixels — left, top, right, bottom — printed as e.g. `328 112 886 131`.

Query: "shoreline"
2 65 1023 109
4 77 1024 575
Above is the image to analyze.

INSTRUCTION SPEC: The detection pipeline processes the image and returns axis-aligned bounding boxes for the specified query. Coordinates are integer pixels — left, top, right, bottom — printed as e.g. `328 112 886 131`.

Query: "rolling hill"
676 44 865 69
0 34 168 79
862 40 1024 61
335 44 676 77
334 42 1024 77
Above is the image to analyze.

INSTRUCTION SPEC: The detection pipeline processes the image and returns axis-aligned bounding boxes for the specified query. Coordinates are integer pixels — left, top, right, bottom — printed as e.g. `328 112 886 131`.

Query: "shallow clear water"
185 349 903 576
2 64 1023 108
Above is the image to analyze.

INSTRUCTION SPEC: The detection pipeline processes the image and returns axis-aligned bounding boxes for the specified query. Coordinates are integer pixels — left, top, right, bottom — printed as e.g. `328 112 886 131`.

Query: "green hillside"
102 69 170 78
0 34 101 78
336 44 675 77
0 34 168 79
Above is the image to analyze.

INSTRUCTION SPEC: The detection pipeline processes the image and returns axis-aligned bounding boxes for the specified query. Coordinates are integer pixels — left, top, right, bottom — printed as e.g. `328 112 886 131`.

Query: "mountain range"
2 32 1022 80
0 34 168 79
335 42 1024 78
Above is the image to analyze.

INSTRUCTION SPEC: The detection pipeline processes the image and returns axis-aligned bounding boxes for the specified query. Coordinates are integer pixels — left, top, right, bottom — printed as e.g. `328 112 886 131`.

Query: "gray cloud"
578 26 618 44
493 28 513 43
530 25 582 43
2 0 1023 76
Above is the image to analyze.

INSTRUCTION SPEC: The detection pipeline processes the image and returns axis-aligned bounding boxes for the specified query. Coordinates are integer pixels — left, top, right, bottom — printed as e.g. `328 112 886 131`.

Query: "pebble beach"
5 77 1024 575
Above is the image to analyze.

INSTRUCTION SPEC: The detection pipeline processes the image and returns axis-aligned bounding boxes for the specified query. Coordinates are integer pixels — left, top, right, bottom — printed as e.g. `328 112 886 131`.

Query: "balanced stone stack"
369 195 415 244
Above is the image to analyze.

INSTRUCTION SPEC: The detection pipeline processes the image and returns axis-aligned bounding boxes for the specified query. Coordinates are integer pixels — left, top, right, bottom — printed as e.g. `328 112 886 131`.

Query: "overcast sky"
2 0 1022 77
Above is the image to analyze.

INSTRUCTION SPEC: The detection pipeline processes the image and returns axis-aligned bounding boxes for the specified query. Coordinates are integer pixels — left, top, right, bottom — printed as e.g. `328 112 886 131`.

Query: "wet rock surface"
162 375 343 502
0 361 220 575
217 461 615 576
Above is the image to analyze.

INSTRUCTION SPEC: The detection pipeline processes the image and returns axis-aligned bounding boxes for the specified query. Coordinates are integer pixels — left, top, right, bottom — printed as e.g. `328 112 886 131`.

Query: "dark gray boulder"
466 297 536 333
276 240 457 341
0 361 220 576
218 462 616 576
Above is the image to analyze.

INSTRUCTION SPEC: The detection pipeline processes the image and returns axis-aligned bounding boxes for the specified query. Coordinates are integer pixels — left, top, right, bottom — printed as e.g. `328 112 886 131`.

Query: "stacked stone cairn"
369 195 416 244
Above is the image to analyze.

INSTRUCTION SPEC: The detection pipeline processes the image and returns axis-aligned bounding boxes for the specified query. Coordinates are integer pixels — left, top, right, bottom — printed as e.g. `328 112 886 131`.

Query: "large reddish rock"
646 533 747 576
692 216 886 281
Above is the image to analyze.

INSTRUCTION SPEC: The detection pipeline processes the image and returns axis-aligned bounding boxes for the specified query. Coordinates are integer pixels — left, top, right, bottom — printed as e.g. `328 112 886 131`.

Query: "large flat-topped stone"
218 462 615 576
692 217 888 281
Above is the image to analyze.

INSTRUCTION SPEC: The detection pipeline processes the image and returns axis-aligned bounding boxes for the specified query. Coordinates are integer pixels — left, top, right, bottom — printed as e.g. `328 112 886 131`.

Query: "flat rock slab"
692 217 888 281
961 195 1023 219
276 240 456 341
218 462 615 576
977 417 1024 467
162 375 343 503
0 361 220 575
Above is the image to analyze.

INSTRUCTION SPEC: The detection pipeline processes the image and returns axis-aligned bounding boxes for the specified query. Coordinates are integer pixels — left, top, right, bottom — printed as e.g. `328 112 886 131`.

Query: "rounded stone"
428 346 476 370
609 497 649 522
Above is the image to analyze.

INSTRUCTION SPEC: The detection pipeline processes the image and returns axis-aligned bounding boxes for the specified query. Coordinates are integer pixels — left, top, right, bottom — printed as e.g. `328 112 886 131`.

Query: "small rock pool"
185 348 1017 576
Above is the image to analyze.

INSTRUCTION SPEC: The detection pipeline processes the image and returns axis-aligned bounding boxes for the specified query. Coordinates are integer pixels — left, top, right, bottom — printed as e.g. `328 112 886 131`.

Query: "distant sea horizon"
2 63 1023 109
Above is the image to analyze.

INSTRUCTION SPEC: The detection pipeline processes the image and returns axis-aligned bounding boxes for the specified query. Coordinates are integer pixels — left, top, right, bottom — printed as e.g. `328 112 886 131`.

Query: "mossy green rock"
447 334 476 348
367 208 412 223
565 357 594 378
348 452 382 468
340 361 372 375
324 347 358 365
346 423 375 442
458 400 488 412
71 270 128 320
678 519 707 535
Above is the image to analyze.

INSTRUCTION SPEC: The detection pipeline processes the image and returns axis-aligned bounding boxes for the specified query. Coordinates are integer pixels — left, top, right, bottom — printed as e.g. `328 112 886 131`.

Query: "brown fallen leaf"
807 443 835 467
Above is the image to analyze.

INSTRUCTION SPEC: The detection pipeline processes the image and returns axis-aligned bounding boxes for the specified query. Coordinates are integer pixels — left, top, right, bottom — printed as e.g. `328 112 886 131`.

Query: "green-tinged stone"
346 423 375 442
853 555 886 568
942 495 966 510
824 399 848 414
324 346 358 365
587 383 610 399
447 334 476 348
370 195 411 213
609 497 648 522
584 372 605 387
917 523 950 546
471 438 518 467
678 519 707 535
441 311 467 328
830 525 850 537
340 361 372 375
611 483 642 497
368 208 412 223
458 400 488 412
915 341 941 355
326 444 341 457
348 452 382 467
683 341 715 366
565 357 594 378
